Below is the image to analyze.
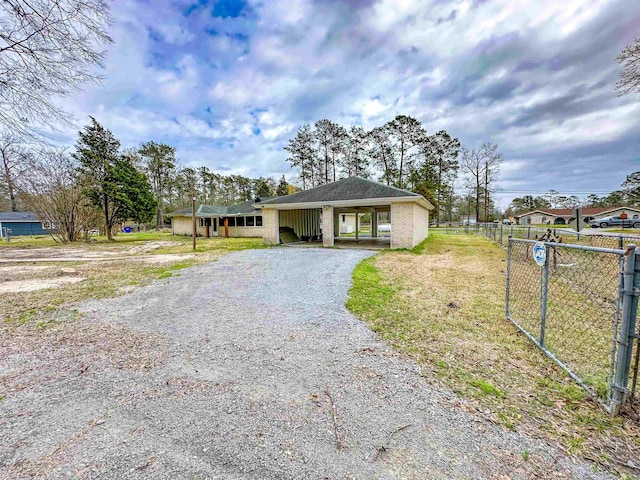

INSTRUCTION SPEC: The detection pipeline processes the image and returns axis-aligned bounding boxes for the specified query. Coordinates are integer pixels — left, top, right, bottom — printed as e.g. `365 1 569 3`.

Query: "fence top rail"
508 237 629 256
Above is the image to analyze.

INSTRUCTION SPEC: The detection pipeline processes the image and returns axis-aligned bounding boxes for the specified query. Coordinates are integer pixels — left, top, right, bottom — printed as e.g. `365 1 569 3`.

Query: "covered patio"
256 177 433 250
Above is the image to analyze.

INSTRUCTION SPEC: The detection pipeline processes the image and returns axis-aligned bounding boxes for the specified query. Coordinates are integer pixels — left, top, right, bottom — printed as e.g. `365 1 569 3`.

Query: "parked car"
589 216 640 228
502 219 513 225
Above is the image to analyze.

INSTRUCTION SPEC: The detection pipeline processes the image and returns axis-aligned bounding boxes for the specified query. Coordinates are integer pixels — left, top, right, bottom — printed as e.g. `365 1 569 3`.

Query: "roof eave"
257 195 433 210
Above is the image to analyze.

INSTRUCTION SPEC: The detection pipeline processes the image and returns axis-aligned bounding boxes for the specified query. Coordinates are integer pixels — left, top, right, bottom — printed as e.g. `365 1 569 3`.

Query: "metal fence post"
500 225 503 245
506 236 512 318
539 245 551 347
610 245 640 415
527 226 531 240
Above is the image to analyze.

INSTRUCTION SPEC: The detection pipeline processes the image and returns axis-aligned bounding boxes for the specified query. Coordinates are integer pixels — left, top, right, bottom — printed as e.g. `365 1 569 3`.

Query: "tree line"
284 115 503 224
1 118 294 242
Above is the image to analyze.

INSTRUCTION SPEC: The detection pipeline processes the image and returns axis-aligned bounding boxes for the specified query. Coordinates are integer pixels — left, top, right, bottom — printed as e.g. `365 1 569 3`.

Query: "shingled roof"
257 177 420 206
168 198 275 217
515 206 640 217
0 212 40 222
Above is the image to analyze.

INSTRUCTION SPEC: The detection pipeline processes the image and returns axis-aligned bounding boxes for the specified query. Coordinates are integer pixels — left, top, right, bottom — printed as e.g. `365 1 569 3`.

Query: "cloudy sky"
50 0 639 207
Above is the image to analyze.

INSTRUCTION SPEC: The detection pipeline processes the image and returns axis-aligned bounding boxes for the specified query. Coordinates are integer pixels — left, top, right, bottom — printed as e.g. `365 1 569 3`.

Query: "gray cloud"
42 0 640 205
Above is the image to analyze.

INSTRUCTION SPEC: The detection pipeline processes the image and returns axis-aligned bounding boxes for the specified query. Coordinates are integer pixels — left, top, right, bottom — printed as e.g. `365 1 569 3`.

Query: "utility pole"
192 191 197 251
484 159 489 222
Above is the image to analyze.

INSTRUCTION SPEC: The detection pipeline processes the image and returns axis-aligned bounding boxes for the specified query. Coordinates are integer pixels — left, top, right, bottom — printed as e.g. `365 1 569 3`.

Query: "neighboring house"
168 198 272 238
0 212 49 236
515 206 640 225
168 177 433 249
461 215 477 225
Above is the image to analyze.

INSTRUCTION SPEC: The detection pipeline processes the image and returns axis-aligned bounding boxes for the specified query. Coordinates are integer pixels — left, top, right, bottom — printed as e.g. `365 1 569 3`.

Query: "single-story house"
0 212 49 236
515 206 640 225
169 177 433 249
168 198 271 238
256 177 433 249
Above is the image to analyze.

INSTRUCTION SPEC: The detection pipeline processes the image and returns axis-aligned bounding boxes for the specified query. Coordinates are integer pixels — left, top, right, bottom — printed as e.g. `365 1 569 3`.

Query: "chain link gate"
506 238 640 414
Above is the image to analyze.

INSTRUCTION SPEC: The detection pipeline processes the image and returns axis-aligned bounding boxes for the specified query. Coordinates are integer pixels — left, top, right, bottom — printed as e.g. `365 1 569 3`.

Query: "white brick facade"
262 208 279 245
172 215 266 238
322 206 334 247
390 202 429 249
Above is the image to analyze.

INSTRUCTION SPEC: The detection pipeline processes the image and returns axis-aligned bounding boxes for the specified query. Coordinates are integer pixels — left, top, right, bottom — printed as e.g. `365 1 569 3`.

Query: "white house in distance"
515 206 640 225
169 177 433 249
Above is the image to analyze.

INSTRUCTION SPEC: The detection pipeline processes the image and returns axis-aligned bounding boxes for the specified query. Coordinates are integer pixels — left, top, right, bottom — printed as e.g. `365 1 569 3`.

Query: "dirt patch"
0 265 52 275
0 277 86 293
125 241 182 254
0 247 122 262
135 253 195 264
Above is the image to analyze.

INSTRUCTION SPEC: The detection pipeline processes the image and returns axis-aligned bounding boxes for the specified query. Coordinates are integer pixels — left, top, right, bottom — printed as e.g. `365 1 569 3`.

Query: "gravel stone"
1 247 615 479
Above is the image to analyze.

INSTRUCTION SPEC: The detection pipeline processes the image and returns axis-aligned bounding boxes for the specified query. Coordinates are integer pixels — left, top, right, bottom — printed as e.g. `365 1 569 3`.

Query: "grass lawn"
347 232 640 478
1 231 267 325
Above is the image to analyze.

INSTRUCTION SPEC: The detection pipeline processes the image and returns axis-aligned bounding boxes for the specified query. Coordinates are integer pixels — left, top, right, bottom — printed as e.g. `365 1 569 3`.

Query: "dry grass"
0 233 266 324
347 232 640 478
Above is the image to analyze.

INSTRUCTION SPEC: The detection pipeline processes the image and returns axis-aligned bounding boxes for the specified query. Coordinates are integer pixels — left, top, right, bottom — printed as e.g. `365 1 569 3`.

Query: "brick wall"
322 206 334 246
391 202 430 249
391 203 413 249
172 216 265 239
262 208 279 244
412 203 429 246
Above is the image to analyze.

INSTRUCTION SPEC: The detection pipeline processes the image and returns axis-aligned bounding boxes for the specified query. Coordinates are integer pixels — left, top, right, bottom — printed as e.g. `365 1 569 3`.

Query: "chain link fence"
434 223 640 414
436 223 640 251
506 240 630 410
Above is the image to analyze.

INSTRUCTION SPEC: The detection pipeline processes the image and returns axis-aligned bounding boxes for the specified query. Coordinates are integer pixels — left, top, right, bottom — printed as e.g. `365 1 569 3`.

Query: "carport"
255 177 433 249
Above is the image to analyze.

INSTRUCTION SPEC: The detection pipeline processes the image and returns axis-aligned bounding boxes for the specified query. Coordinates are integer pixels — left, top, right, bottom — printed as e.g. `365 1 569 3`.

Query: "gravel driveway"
1 248 613 479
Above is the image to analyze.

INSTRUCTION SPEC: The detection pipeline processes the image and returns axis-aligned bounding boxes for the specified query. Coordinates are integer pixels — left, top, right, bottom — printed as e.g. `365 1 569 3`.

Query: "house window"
342 214 346 222
228 217 236 227
255 215 263 226
236 217 245 227
246 216 255 227
199 218 205 227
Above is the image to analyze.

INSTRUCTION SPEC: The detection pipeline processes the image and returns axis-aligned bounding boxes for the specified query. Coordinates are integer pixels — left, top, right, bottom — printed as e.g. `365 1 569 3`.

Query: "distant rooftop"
168 197 275 217
0 211 40 222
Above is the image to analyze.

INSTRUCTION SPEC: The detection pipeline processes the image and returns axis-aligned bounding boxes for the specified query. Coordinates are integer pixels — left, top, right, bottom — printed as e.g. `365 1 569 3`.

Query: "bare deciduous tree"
0 0 113 134
19 148 100 243
617 38 640 96
0 132 30 211
461 143 502 222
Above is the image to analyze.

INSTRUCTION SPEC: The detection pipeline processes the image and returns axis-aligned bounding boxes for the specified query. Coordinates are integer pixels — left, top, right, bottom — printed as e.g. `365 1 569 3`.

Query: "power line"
492 190 619 195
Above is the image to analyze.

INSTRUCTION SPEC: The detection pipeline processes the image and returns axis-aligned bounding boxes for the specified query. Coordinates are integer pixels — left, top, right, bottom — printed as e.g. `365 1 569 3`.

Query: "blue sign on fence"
533 242 546 267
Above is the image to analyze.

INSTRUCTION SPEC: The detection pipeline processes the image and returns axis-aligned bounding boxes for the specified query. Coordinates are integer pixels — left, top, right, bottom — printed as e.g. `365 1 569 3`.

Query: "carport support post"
322 205 334 247
372 210 378 238
355 208 359 242
192 195 197 251
224 218 229 238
